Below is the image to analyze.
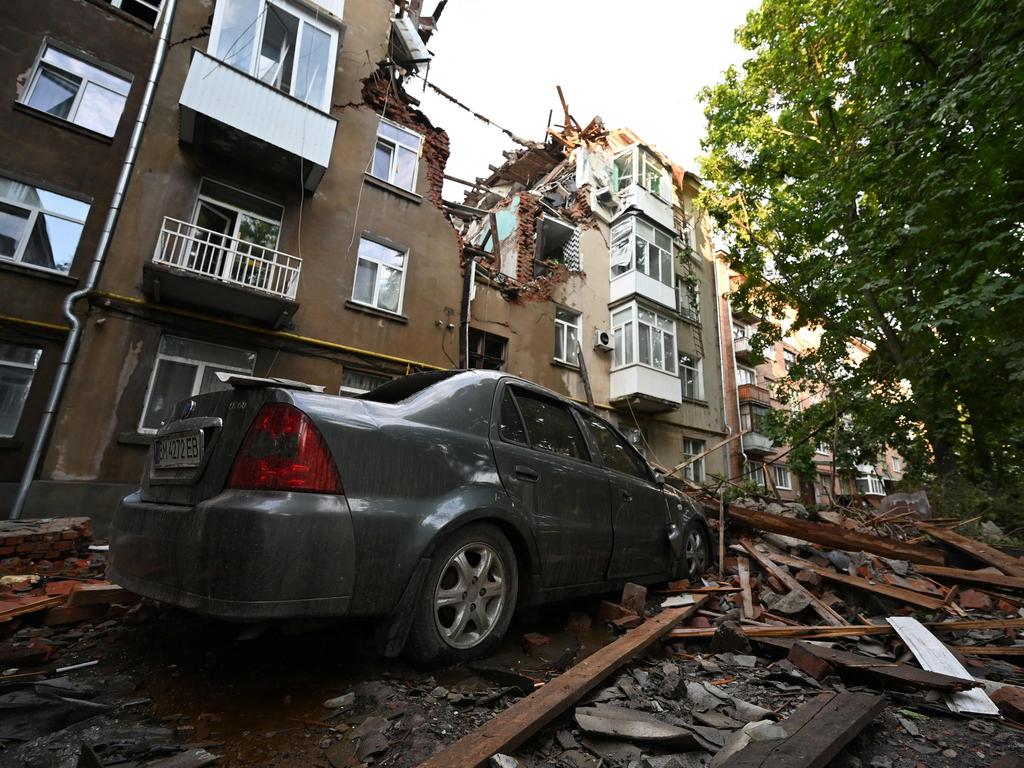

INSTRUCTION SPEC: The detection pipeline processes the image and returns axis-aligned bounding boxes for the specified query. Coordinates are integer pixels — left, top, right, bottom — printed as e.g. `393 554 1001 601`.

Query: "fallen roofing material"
887 616 1001 716
417 595 708 768
918 522 1024 576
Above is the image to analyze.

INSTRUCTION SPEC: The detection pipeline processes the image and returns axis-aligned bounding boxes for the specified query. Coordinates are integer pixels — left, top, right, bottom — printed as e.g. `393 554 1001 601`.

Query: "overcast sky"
414 0 759 199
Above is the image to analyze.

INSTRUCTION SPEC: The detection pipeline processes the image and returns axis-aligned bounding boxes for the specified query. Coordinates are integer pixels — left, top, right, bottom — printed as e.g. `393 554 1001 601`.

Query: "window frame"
138 336 256 434
609 215 675 287
20 39 132 138
351 235 409 315
856 473 887 496
676 274 700 322
679 353 704 401
743 459 766 487
736 365 757 386
0 342 43 438
339 369 388 396
371 117 423 192
553 306 582 366
578 409 653 481
773 464 793 490
0 174 91 275
610 302 677 375
682 437 706 484
468 329 508 371
612 145 672 202
503 386 592 463
207 0 340 111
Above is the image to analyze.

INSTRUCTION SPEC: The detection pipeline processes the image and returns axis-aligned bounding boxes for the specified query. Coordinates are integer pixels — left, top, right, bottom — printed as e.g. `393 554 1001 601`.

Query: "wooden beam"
766 552 948 611
666 432 744 476
915 564 1024 592
918 523 1024 577
666 616 1024 641
417 595 708 768
724 504 944 565
787 641 979 691
737 556 755 620
739 540 847 626
949 645 1024 656
0 595 65 622
720 692 886 768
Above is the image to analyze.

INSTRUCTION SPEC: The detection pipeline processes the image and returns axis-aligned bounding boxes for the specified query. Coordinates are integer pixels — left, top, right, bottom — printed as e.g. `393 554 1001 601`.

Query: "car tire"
405 523 518 666
679 518 710 582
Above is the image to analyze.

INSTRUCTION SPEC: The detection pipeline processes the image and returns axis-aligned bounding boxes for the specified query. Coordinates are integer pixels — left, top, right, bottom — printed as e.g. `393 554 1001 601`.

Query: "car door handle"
619 489 633 501
514 465 540 482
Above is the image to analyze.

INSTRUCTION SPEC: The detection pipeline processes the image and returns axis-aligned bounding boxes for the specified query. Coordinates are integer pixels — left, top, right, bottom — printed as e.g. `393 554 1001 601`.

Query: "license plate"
154 430 204 469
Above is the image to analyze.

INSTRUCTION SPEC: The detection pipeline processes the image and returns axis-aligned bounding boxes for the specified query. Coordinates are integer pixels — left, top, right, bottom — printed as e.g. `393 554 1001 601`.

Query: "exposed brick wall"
514 192 540 286
0 517 92 564
361 68 450 209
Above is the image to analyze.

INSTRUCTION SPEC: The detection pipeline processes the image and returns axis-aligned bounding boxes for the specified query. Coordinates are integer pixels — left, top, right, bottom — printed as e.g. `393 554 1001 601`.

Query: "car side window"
581 413 651 480
512 390 589 461
498 388 528 444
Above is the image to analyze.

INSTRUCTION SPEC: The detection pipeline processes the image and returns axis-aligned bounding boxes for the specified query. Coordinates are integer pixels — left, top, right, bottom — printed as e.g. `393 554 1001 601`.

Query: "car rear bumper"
109 489 356 621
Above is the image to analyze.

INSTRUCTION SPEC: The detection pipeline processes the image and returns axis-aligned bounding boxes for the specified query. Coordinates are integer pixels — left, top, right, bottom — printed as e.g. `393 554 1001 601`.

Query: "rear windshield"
357 370 462 403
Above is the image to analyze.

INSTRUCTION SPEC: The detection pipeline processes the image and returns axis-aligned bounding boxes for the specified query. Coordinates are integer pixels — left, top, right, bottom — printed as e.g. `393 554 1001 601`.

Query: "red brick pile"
0 517 93 569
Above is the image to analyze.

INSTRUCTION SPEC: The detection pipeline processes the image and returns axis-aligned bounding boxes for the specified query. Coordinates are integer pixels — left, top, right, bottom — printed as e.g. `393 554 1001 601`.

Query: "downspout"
458 256 473 369
724 273 748 481
10 0 179 519
712 255 732 475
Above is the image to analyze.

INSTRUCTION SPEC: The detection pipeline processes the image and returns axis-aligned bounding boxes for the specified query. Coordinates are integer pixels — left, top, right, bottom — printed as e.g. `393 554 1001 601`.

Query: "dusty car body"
109 370 710 662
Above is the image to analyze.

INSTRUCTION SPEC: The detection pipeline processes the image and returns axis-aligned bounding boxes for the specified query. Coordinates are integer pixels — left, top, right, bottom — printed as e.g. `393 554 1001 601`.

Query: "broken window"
553 307 581 366
0 343 42 438
352 237 407 314
679 354 704 400
209 0 339 109
371 119 422 192
608 216 674 286
468 329 507 371
612 146 671 201
534 216 580 274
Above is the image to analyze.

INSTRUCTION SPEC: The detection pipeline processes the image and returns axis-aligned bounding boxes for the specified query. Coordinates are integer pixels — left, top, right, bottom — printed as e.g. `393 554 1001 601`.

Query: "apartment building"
1 0 159 513
717 263 905 505
5 0 466 515
453 120 729 482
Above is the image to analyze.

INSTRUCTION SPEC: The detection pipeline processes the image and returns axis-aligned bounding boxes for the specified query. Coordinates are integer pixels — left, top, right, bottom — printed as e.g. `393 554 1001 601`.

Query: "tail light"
227 403 342 493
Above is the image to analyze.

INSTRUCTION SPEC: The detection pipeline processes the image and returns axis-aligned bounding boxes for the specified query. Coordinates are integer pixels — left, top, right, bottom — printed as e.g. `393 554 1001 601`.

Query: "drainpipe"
10 0 179 519
724 272 748 481
458 256 473 369
711 255 732 475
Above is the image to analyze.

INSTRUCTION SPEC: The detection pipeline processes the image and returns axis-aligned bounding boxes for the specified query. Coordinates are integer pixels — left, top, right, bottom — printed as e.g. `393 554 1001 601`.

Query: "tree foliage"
700 0 1024 487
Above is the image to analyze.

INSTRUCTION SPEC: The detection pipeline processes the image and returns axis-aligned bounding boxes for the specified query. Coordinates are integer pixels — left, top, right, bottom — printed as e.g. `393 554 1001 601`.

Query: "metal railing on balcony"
152 217 301 300
737 382 772 406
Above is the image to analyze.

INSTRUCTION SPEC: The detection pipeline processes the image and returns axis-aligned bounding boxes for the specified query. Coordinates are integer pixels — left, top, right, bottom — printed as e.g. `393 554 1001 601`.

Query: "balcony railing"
737 382 772 406
153 217 301 300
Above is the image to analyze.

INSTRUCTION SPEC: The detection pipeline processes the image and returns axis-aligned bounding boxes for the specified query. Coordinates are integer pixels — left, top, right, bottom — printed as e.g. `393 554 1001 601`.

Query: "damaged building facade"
452 121 729 482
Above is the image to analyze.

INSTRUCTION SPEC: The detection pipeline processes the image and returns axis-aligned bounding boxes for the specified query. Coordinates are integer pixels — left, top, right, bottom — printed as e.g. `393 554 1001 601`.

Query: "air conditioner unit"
594 329 614 351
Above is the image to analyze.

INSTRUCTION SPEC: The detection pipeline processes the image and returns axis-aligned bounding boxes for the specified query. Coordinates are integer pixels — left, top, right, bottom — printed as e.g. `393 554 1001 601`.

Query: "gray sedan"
110 370 711 663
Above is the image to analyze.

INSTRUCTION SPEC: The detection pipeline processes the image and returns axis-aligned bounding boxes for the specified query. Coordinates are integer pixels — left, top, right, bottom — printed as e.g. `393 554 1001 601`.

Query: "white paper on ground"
661 594 696 608
886 616 1000 716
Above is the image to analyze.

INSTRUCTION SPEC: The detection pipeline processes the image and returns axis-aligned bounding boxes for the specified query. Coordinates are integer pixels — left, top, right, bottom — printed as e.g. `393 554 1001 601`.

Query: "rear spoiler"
215 373 326 393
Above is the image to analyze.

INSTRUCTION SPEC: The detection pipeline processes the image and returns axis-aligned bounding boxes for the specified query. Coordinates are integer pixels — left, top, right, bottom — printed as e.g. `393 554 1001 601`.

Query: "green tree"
700 0 1024 487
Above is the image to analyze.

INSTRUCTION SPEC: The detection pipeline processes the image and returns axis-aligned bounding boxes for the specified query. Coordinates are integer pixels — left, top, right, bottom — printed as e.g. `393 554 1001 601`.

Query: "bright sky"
415 0 759 199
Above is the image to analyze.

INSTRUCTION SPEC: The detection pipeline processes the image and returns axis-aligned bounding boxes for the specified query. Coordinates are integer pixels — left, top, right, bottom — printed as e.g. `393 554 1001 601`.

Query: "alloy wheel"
684 528 707 577
433 542 506 649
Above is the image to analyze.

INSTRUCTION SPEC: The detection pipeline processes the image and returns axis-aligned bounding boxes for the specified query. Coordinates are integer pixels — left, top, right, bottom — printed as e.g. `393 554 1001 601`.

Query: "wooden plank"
788 641 978 691
948 645 1024 657
737 555 755 620
888 616 1000 715
766 552 948 611
740 541 847 626
915 564 1024 592
918 523 1024 577
721 691 886 768
417 595 708 768
0 595 65 622
67 583 137 607
724 504 944 565
666 616 1024 641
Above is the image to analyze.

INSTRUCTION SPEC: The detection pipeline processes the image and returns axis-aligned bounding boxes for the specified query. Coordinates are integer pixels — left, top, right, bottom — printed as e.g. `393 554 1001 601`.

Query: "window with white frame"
609 216 674 286
21 42 131 137
856 473 886 496
783 348 797 370
891 456 902 472
553 307 581 365
0 343 42 438
352 237 407 314
679 353 704 400
743 459 765 486
611 303 677 374
676 274 700 322
736 366 756 386
613 146 671 201
371 119 422 192
0 176 90 273
773 464 793 490
140 336 255 432
682 437 706 484
208 0 339 110
339 369 388 396
99 1 163 26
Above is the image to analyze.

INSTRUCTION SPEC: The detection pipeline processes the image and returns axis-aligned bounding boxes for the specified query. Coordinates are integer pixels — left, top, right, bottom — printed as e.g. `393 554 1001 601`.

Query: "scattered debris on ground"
4 500 1024 767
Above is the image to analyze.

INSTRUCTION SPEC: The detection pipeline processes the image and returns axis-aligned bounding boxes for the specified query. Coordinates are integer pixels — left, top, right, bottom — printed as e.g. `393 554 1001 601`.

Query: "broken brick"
709 620 751 655
620 583 647 616
610 614 644 631
958 589 993 611
520 632 551 653
598 600 636 622
787 643 836 681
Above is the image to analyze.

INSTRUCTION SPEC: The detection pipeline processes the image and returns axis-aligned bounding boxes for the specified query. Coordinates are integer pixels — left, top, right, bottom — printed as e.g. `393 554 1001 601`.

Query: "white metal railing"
152 217 301 300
